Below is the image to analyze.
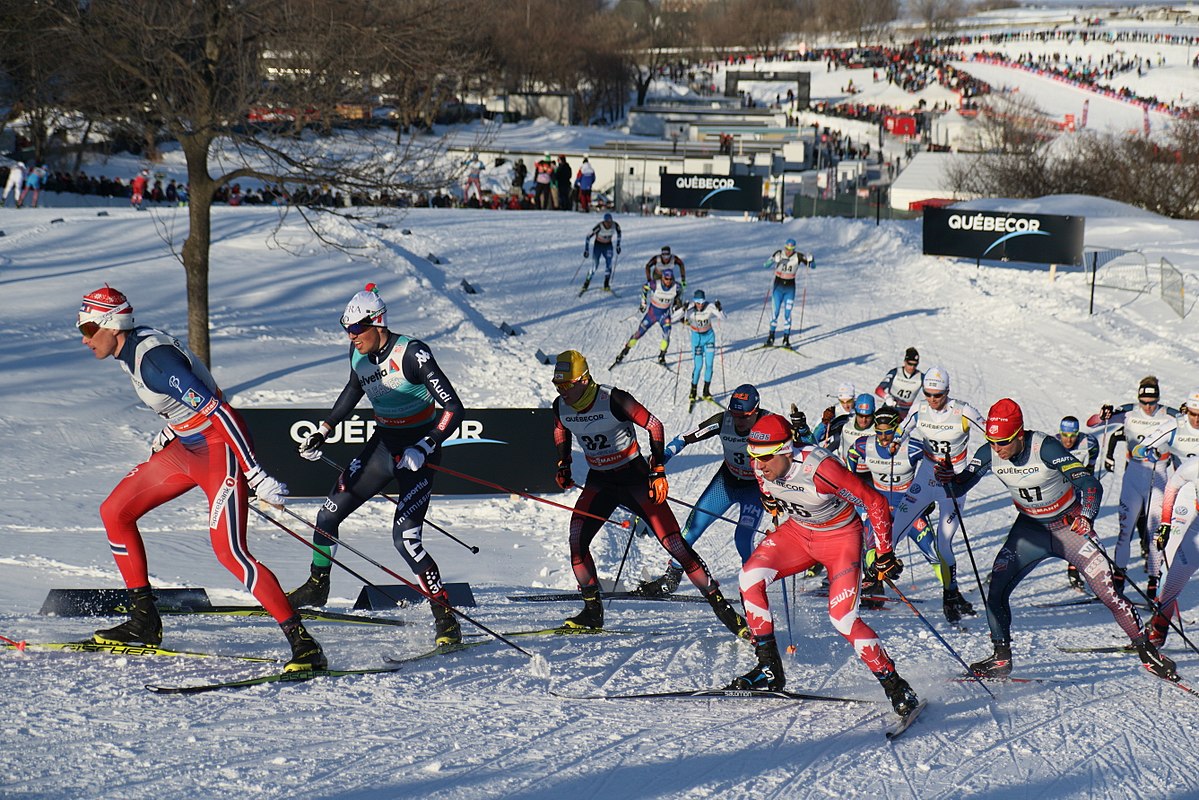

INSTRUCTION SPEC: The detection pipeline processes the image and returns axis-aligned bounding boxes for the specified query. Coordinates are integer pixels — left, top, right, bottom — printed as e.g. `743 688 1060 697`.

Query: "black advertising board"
660 173 763 212
241 408 559 497
922 207 1085 266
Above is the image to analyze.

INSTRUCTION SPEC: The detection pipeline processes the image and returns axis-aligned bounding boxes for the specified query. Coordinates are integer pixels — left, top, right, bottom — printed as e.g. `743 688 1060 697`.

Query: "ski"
146 664 404 695
4 640 280 663
164 606 409 627
886 700 928 740
1032 596 1101 609
1057 644 1136 654
382 640 491 666
578 287 588 297
507 592 708 604
474 625 680 638
802 589 925 605
952 673 1067 685
688 397 697 413
550 687 867 703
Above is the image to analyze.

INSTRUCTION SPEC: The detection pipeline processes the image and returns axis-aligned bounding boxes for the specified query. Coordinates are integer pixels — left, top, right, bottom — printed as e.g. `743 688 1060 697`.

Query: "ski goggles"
77 320 102 338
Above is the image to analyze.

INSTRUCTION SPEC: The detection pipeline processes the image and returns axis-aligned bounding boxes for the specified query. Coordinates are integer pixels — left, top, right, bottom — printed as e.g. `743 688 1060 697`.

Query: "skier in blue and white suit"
761 238 812 348
685 289 723 404
633 384 774 597
611 268 682 367
581 213 622 293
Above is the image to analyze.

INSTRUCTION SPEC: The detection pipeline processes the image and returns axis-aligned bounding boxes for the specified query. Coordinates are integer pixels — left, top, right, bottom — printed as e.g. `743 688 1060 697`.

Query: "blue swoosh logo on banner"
982 229 1050 256
442 438 508 447
700 186 740 207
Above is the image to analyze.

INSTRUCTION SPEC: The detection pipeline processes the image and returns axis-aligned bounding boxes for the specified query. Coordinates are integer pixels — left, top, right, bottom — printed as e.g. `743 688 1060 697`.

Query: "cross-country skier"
131 169 149 210
633 384 776 597
895 366 986 623
684 289 723 406
288 284 467 646
644 245 686 286
1058 415 1100 590
462 153 485 204
812 382 857 447
76 286 325 671
761 237 812 347
550 350 748 637
728 413 921 718
581 213 622 293
611 268 683 367
941 398 1176 681
875 346 923 419
1097 376 1180 599
834 393 876 466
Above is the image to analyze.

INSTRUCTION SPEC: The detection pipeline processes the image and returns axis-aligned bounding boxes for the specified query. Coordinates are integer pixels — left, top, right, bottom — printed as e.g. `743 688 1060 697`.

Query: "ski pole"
608 518 640 607
779 572 796 655
755 282 771 336
940 461 988 600
0 632 27 651
426 463 633 529
260 505 534 658
667 495 741 527
881 575 996 699
572 253 588 283
796 267 810 338
318 455 480 554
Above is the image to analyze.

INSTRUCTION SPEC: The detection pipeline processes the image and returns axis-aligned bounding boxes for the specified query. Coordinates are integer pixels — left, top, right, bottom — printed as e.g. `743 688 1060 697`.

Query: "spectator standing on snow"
576 157 596 212
555 155 573 211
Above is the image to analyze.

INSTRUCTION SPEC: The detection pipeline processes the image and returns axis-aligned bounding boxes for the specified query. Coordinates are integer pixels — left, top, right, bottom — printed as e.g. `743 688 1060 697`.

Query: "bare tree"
47 0 473 365
614 0 695 108
816 0 899 46
909 0 966 36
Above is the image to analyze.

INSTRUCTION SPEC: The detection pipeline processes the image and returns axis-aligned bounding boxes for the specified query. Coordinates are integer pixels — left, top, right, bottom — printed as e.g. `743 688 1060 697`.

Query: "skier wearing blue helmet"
581 213 622 294
761 237 813 348
684 288 724 409
635 383 788 597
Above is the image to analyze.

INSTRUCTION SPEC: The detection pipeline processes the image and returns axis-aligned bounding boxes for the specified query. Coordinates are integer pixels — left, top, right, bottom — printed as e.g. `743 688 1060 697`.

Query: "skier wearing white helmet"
761 237 813 348
896 365 986 624
813 382 857 448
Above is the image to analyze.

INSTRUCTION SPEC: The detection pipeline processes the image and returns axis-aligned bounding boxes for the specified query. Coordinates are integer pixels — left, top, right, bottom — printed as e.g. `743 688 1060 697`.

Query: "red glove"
821 406 835 425
933 458 956 484
1071 515 1095 538
555 460 574 490
647 465 669 504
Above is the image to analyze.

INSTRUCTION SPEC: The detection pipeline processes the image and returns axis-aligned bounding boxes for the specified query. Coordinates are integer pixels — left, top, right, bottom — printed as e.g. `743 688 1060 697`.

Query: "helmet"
78 285 134 331
693 289 706 303
1138 375 1160 402
985 398 1024 443
854 393 876 416
923 366 949 394
603 213 613 223
661 268 674 281
729 384 760 417
341 283 387 329
1059 416 1080 435
875 405 901 432
747 413 794 458
836 382 856 402
661 245 671 256
784 238 796 251
553 349 591 386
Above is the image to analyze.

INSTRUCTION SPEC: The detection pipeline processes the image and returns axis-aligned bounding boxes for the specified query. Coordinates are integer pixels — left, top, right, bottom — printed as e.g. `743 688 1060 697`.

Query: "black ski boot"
564 587 604 630
727 637 785 690
431 600 462 646
612 346 629 366
1145 612 1170 647
877 671 920 716
688 384 697 402
861 574 885 610
702 381 713 400
634 564 682 598
781 334 791 348
969 641 1013 678
580 278 590 293
1147 575 1160 602
765 331 775 347
287 565 331 608
282 617 327 672
602 278 611 292
657 350 667 365
1135 636 1178 680
943 587 976 624
1066 565 1085 591
704 585 750 639
94 586 163 645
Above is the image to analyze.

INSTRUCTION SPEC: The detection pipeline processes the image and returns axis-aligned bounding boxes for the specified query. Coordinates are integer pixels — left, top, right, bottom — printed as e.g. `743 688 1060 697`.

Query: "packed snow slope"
2 200 1199 800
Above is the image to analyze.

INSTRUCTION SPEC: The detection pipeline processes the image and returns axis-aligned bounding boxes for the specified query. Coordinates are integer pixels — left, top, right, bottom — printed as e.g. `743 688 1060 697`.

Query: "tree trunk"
180 135 214 366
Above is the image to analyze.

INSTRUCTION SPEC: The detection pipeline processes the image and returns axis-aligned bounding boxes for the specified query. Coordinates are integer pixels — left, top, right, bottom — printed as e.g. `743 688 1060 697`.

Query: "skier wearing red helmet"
939 398 1176 682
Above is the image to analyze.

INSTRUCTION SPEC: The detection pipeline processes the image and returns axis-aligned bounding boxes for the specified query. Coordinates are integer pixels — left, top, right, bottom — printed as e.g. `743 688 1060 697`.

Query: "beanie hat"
78 285 134 331
904 346 919 363
985 398 1024 443
747 414 794 458
1138 376 1160 402
341 283 387 329
836 382 857 402
553 350 591 386
923 366 950 394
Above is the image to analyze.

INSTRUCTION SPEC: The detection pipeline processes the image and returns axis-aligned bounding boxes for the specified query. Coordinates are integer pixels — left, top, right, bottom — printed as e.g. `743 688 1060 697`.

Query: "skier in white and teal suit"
762 238 812 348
685 289 723 404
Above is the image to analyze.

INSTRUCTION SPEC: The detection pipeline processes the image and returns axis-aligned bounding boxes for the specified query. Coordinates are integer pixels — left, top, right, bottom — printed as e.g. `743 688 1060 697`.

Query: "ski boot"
727 637 785 690
1135 636 1177 680
1066 564 1085 591
702 381 713 401
688 384 697 402
657 350 667 365
803 563 824 579
781 334 791 349
580 278 590 293
282 618 327 672
704 585 750 639
634 564 682 598
602 278 611 292
969 641 1013 678
1147 575 1159 602
877 670 920 716
564 587 604 630
765 331 775 347
287 564 331 608
1145 612 1170 647
612 346 629 367
861 574 886 610
943 587 976 624
431 600 462 645
93 586 163 646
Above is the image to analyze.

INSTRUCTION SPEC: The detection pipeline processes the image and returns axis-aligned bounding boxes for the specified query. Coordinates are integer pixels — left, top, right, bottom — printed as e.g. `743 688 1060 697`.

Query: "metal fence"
1160 257 1192 318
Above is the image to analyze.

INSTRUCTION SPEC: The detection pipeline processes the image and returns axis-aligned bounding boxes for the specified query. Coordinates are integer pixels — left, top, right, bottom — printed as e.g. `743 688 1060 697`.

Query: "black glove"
762 494 780 523
1100 403 1114 422
298 430 326 461
1156 523 1172 552
583 248 589 258
555 459 574 490
714 300 722 311
789 403 811 443
616 244 621 254
934 458 956 484
872 551 902 581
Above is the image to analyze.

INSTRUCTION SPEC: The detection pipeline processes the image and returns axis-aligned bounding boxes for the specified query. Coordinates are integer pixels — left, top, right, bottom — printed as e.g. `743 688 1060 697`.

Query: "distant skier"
462 153 484 204
131 169 149 210
942 399 1176 682
550 350 748 638
581 212 622 293
611 268 682 367
644 245 686 286
875 346 923 419
684 289 723 406
19 163 45 208
761 238 812 347
1057 415 1100 590
633 384 781 597
2 161 25 208
812 382 857 447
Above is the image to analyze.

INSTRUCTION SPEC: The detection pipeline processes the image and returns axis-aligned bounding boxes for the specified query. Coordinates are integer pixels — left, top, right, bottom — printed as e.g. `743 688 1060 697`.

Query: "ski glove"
934 458 956 485
872 550 902 581
1155 523 1172 552
789 403 811 444
555 459 574 490
821 405 836 425
1070 515 1095 539
714 300 722 311
245 466 288 508
298 425 330 462
151 427 177 454
398 436 436 471
762 494 780 523
647 465 669 504
1099 403 1114 422
616 245 621 254
583 248 589 258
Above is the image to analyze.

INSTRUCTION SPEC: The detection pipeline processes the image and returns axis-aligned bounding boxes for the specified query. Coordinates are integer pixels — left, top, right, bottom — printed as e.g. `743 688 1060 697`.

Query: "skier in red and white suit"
730 412 919 716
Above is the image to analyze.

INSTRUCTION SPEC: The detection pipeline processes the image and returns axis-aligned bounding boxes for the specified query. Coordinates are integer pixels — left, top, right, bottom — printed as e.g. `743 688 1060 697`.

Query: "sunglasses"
986 430 1020 446
924 390 947 399
77 320 102 338
342 316 375 335
747 442 789 461
553 373 590 393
